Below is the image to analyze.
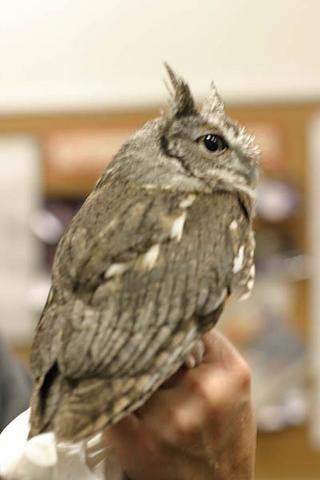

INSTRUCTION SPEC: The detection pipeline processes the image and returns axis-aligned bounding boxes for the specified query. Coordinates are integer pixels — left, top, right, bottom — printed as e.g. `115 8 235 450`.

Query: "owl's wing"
229 193 256 300
30 178 247 440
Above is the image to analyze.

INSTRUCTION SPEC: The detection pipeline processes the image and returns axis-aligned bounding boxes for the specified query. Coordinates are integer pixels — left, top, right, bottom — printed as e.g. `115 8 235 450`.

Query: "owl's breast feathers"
30 178 253 441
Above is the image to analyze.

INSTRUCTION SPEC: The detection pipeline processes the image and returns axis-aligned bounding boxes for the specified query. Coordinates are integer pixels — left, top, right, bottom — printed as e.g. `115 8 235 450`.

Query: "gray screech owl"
29 65 260 443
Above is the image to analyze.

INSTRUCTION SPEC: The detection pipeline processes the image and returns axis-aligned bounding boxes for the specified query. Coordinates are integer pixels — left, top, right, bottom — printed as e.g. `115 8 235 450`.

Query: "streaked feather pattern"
30 65 259 443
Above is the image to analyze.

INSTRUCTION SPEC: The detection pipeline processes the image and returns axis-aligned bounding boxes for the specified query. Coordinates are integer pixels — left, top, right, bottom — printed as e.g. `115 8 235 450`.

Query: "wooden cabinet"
1 102 318 479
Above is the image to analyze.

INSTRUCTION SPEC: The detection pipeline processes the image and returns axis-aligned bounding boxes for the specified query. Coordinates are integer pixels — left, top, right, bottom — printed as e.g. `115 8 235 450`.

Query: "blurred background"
1 0 320 478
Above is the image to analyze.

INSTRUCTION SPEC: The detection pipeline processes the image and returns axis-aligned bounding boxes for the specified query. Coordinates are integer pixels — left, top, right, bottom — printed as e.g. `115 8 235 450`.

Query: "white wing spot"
142 244 160 270
170 212 186 242
229 220 238 230
247 278 255 291
240 267 256 301
240 291 251 301
249 264 255 279
86 432 104 450
233 245 245 273
143 184 157 190
179 194 196 209
105 262 129 278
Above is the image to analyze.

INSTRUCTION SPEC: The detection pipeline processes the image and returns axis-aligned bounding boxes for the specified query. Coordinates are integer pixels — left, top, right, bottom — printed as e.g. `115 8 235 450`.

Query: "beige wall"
1 0 320 112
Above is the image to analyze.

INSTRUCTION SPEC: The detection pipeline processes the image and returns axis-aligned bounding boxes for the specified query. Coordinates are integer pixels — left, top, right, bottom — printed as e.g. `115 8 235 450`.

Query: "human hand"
106 329 256 480
0 330 255 480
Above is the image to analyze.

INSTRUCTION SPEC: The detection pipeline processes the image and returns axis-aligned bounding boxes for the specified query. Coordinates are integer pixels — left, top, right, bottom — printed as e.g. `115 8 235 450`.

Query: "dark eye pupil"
203 134 227 152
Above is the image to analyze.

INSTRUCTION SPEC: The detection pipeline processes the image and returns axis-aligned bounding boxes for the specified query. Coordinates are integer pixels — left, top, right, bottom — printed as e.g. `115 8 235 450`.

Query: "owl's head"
111 65 260 199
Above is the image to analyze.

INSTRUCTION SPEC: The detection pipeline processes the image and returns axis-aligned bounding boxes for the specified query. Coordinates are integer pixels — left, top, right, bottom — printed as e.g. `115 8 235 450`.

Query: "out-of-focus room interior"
1 0 320 478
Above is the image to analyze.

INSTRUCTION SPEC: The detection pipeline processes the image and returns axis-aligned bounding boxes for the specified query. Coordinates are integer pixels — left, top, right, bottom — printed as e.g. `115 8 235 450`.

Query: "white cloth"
0 409 122 480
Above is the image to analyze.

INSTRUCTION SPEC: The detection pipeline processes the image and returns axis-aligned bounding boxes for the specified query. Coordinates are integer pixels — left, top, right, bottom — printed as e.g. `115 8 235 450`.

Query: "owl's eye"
201 134 228 153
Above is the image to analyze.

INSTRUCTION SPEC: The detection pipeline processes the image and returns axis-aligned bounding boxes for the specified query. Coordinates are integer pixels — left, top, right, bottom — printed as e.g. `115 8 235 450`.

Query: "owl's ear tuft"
201 81 225 120
164 63 196 118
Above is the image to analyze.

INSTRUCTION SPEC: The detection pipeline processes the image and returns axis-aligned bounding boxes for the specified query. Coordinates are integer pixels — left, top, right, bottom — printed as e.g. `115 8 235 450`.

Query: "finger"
161 330 241 391
139 335 240 428
107 413 140 442
106 413 160 480
186 332 252 413
201 328 248 371
135 383 208 450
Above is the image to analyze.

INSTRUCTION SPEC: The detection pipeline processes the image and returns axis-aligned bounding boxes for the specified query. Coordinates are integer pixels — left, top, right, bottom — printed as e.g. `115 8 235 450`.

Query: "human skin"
106 329 256 480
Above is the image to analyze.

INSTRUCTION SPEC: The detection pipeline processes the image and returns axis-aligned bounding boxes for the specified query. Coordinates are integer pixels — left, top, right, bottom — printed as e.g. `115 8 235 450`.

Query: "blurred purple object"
256 179 299 222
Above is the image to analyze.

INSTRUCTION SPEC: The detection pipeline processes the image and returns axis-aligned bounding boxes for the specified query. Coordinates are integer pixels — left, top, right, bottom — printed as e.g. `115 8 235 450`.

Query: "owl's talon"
184 339 205 369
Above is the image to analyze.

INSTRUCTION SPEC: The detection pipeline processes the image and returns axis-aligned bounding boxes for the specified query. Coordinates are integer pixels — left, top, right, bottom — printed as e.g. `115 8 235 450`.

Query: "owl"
29 65 260 444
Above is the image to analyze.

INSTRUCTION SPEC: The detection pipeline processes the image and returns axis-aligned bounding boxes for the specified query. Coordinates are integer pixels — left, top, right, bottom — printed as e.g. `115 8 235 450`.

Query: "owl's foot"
184 340 205 369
